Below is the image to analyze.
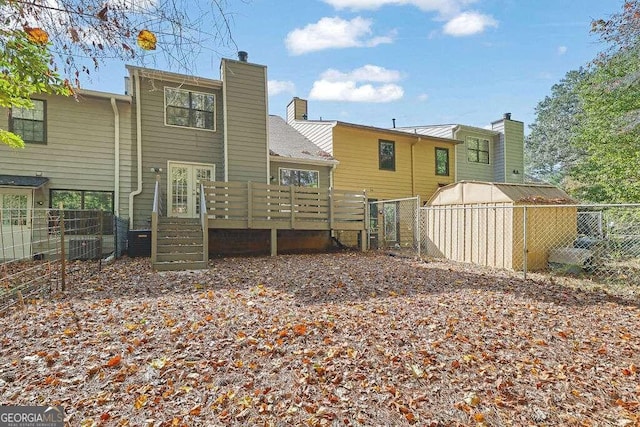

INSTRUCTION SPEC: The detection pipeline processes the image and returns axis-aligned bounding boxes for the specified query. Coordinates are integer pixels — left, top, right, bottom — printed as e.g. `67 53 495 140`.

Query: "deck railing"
202 181 366 231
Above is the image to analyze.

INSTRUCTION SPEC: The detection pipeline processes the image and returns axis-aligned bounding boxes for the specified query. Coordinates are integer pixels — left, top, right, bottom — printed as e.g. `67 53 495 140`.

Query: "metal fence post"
59 204 66 291
416 196 421 259
523 206 528 280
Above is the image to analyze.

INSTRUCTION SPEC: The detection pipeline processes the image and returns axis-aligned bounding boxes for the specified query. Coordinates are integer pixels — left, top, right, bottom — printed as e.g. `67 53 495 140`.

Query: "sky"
82 0 623 133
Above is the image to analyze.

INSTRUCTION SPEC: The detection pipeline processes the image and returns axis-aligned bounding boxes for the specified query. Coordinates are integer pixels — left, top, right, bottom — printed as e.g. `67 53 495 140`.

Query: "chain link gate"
368 197 421 258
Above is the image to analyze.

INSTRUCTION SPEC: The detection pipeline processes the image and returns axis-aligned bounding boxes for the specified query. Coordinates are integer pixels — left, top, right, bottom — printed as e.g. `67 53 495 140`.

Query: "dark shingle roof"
269 116 335 163
0 175 49 188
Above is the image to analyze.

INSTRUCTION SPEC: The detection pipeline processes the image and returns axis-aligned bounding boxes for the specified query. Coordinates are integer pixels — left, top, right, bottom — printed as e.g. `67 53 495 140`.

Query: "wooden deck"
202 181 367 231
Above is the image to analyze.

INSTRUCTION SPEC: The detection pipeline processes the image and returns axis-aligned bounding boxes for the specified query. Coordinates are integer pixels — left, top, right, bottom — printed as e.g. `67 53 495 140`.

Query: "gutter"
110 98 120 216
128 70 143 229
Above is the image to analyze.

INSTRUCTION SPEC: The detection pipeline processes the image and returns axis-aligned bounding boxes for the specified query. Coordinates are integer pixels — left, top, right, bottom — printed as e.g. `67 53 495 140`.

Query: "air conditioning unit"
69 238 101 260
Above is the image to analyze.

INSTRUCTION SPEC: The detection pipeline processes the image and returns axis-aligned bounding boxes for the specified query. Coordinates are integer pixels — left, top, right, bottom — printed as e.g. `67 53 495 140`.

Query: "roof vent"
503 112 512 120
238 51 248 62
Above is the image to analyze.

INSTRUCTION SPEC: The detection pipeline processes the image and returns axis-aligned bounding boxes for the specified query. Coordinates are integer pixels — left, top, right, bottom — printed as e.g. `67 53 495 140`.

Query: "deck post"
328 188 334 229
270 228 277 256
247 181 253 229
290 186 296 229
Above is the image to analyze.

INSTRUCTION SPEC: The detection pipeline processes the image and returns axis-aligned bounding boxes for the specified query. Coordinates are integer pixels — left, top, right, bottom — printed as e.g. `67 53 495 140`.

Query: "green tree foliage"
1 0 237 148
527 1 640 202
572 46 640 202
0 29 71 148
525 69 588 185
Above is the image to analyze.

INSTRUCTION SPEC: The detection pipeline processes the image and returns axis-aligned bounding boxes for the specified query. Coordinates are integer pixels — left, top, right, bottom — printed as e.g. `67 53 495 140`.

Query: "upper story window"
10 100 46 144
165 87 215 130
379 140 395 171
279 168 319 188
467 137 490 164
435 147 450 176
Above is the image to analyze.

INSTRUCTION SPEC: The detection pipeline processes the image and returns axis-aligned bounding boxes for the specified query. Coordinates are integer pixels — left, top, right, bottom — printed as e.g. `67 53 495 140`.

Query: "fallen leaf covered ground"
1 252 639 426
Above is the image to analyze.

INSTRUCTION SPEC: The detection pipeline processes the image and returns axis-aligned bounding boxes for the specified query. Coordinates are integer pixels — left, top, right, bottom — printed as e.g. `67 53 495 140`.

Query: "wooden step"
157 229 202 238
156 252 204 262
153 260 208 271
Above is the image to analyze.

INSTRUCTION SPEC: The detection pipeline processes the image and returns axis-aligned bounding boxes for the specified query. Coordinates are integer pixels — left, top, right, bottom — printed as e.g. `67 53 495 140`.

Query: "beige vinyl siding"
269 160 331 189
504 120 525 183
132 77 224 228
491 120 506 182
0 94 132 213
455 128 496 182
290 121 336 154
222 60 268 183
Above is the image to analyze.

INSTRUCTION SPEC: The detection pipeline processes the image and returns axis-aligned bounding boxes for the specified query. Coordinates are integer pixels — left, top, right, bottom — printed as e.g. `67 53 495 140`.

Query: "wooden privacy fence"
202 181 366 231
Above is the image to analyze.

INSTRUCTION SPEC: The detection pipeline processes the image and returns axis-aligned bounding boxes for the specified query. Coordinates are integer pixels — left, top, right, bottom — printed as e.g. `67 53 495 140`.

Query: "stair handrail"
151 176 161 266
200 182 209 264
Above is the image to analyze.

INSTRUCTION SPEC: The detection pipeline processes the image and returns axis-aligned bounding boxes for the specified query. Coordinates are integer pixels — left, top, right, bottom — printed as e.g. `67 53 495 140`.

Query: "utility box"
128 230 151 257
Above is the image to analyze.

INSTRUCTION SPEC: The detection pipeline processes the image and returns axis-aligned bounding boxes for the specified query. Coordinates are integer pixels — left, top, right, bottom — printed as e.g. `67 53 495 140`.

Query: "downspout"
128 70 143 229
110 98 120 216
329 162 337 188
411 138 419 196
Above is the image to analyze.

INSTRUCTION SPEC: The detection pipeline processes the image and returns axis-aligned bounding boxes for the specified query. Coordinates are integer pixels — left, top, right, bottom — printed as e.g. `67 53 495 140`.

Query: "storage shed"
422 181 577 271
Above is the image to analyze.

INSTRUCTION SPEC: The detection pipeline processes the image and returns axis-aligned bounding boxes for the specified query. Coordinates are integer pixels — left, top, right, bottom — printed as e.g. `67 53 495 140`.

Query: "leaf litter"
0 252 638 426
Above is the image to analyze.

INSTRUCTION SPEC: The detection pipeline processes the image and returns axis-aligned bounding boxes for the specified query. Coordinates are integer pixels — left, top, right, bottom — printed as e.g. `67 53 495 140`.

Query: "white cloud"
557 45 568 55
443 11 498 36
309 65 404 102
310 80 404 102
323 0 476 17
268 80 296 96
320 65 402 83
418 93 429 101
285 17 393 55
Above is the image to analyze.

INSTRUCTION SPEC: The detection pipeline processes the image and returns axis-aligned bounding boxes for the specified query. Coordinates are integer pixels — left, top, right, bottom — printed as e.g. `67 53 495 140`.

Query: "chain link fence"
368 197 420 257
419 203 640 287
1 208 129 315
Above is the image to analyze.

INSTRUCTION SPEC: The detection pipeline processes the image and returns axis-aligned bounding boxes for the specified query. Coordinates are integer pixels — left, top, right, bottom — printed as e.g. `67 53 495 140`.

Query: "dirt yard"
0 252 638 426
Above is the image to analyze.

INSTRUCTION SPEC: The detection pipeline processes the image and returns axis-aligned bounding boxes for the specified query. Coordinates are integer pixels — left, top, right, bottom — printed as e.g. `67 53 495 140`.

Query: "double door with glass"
168 162 215 218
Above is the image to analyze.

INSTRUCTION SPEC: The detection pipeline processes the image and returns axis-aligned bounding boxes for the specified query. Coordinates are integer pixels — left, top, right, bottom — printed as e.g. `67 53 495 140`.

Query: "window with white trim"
279 168 319 188
165 87 215 130
10 99 46 143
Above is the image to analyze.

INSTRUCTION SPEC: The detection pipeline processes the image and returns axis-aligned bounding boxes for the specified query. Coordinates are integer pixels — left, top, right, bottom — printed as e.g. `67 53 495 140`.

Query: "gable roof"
268 116 337 164
428 181 575 205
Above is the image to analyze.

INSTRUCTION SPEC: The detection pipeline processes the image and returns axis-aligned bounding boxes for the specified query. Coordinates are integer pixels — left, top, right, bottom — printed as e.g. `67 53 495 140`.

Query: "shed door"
0 189 33 260
168 162 214 218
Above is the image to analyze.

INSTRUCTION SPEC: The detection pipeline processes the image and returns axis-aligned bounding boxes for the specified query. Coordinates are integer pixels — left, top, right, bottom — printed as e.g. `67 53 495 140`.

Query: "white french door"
167 162 215 218
0 189 33 260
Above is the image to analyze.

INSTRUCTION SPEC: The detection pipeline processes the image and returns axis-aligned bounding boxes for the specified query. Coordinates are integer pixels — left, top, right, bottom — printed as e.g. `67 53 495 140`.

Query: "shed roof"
427 181 575 206
0 175 49 188
269 115 337 164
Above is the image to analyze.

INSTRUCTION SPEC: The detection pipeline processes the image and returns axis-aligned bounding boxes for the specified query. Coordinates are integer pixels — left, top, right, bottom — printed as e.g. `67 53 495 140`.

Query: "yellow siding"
332 126 456 201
